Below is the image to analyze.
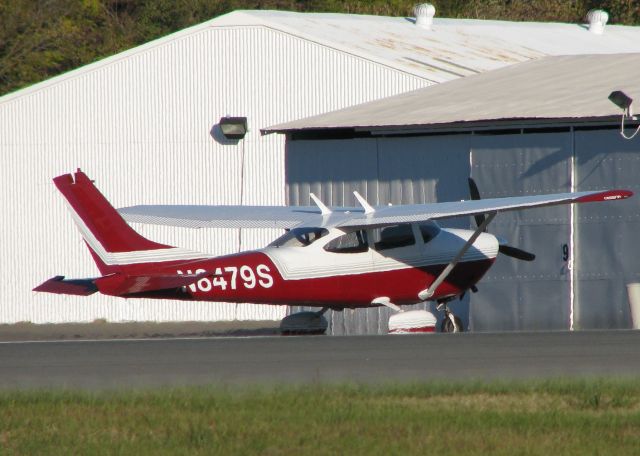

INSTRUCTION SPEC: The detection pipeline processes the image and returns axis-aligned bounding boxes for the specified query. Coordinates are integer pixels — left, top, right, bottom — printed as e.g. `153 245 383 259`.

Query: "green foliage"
1 379 640 454
1 0 638 97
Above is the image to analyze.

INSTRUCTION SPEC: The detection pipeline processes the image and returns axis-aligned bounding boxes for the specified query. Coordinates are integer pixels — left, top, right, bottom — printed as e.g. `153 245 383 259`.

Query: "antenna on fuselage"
309 193 332 215
353 191 375 214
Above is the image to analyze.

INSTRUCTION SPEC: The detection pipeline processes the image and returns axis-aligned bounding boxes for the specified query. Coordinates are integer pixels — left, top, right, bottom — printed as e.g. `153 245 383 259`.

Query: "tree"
1 0 638 97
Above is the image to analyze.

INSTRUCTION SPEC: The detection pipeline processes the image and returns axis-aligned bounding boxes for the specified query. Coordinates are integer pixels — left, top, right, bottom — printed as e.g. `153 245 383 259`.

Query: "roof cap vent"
414 3 435 30
587 9 608 34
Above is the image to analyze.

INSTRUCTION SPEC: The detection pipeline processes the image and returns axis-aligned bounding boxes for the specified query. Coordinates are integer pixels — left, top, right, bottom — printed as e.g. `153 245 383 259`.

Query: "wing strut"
418 212 496 301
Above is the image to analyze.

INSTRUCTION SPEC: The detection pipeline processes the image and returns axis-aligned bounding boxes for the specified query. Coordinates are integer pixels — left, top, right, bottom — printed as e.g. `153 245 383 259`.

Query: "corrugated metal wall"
286 128 639 333
469 133 573 331
0 25 428 323
574 129 640 329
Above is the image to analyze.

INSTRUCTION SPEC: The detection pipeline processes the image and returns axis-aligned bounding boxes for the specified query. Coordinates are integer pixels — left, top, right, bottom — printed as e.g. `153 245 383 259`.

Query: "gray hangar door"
286 136 471 335
469 132 573 331
573 129 640 329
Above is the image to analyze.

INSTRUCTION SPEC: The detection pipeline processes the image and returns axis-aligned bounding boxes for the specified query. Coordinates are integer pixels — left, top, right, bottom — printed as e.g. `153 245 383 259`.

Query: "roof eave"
264 116 625 136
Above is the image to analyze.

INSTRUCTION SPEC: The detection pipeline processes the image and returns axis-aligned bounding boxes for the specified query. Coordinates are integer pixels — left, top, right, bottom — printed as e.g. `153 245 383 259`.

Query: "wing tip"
576 190 633 203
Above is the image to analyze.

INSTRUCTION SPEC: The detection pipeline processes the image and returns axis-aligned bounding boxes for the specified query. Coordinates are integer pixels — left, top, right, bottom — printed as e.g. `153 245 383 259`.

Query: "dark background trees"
1 0 638 96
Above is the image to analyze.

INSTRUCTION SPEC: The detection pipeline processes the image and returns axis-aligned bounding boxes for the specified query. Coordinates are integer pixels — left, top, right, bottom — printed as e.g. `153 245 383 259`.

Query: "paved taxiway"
1 331 639 390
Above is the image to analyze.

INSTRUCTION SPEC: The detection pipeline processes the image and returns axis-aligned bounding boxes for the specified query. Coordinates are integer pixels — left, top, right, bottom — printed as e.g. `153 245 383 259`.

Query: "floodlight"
608 91 633 116
608 91 639 140
219 117 248 140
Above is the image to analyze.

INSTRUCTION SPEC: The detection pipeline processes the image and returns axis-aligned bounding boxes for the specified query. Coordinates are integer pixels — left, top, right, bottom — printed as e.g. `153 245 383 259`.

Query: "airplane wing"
337 189 633 228
118 204 363 229
118 189 632 230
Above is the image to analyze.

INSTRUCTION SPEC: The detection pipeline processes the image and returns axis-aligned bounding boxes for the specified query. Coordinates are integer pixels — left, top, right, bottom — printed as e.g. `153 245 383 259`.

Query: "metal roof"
3 9 640 103
218 10 640 83
264 53 640 133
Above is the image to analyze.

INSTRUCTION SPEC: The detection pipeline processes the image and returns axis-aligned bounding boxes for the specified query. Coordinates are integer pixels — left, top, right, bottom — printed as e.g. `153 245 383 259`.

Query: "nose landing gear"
373 297 437 334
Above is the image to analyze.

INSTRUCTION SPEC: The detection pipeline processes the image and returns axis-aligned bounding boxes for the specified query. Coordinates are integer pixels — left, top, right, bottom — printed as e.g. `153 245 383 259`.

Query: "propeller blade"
468 177 533 261
499 244 536 262
468 177 481 200
468 177 486 229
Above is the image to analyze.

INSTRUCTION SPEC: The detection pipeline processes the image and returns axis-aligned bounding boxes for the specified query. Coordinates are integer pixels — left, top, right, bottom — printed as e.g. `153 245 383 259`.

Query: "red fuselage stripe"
117 251 494 307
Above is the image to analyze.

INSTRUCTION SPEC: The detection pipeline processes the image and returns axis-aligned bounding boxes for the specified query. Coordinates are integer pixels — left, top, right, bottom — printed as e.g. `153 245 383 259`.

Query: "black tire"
440 314 464 333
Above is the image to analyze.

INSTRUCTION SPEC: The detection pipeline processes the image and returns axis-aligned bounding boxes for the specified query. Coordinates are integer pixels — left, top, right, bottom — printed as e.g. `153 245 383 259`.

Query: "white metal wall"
0 25 428 323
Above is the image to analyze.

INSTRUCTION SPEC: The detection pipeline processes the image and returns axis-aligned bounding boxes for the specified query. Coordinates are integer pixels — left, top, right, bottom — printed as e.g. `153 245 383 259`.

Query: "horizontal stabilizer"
33 276 98 296
94 272 208 296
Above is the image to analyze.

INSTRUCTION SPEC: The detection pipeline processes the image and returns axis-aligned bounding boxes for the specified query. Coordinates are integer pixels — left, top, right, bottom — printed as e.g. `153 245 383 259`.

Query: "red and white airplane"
35 170 632 334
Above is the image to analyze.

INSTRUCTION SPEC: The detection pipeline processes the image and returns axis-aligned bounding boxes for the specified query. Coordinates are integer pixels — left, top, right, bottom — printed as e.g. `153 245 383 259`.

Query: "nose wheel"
437 302 463 333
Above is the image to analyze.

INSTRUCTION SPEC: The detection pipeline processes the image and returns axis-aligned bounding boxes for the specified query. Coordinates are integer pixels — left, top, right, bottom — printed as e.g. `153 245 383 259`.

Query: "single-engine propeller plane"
35 170 632 334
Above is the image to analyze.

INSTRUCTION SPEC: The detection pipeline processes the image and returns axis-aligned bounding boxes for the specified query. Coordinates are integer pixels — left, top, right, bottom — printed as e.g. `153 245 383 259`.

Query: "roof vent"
587 9 608 34
414 3 435 30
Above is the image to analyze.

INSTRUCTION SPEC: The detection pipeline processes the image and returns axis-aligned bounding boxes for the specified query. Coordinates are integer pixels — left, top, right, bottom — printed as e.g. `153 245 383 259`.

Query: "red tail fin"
54 170 173 274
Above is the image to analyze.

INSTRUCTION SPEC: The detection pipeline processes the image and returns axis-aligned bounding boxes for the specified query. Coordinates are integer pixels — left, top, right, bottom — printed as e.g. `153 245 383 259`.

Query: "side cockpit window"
269 227 329 248
371 224 415 251
324 230 368 254
419 222 441 244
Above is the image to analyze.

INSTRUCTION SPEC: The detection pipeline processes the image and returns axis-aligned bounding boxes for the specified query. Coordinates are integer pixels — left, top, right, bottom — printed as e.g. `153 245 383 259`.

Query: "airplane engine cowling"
280 311 328 335
388 310 436 334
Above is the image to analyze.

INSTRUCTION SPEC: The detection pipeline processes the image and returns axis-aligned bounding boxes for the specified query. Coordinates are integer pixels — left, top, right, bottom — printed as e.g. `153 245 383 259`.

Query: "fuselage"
132 221 499 308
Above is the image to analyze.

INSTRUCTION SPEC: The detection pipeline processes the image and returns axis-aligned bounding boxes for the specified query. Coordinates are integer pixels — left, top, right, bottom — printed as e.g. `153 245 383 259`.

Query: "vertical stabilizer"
54 170 201 274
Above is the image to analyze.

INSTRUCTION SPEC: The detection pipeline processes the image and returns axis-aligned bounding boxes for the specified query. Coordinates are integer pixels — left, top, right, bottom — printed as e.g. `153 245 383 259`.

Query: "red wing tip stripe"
576 190 633 203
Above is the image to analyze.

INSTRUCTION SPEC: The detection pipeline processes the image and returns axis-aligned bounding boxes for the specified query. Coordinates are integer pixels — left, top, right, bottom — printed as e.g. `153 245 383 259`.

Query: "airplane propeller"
468 178 536 262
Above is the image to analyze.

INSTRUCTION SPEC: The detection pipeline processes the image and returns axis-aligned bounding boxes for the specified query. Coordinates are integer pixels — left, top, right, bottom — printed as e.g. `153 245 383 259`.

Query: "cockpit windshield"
269 227 329 248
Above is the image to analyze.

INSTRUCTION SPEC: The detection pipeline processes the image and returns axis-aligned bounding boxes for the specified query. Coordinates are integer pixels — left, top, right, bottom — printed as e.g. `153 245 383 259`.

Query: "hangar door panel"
286 138 379 207
574 130 640 329
470 133 572 331
376 136 471 228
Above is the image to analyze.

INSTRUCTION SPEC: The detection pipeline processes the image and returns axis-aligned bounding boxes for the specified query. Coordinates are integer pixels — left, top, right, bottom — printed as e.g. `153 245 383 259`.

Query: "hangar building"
1 9 639 324
266 53 640 333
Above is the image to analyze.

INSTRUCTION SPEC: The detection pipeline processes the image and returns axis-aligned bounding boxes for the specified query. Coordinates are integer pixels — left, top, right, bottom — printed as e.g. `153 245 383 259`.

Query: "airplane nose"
477 232 500 259
440 228 499 260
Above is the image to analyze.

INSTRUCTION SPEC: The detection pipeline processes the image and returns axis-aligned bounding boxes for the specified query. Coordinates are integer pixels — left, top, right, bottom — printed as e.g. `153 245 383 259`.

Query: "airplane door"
321 230 373 293
369 224 423 297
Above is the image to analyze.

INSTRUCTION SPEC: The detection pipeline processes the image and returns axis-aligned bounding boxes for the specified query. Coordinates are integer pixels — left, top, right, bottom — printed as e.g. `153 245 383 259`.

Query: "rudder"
54 170 173 274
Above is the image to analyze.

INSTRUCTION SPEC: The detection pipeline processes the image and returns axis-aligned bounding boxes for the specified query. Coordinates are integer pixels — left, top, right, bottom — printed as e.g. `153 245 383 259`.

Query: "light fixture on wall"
219 116 248 140
608 90 639 140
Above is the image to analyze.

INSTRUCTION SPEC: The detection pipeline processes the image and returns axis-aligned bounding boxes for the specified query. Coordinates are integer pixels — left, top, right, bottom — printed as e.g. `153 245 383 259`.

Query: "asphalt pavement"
1 330 639 390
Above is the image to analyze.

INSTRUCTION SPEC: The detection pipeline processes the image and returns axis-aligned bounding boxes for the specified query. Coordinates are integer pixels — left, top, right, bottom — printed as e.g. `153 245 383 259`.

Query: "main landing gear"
437 300 463 333
280 307 329 335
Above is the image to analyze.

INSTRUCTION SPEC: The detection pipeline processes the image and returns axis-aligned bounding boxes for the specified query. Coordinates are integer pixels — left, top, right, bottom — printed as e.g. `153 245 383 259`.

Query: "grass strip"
1 378 639 455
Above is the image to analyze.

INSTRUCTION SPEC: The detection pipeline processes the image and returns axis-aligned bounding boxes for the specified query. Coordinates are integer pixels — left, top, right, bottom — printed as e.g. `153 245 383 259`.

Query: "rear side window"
324 230 368 254
269 227 329 248
419 222 441 244
371 224 415 251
